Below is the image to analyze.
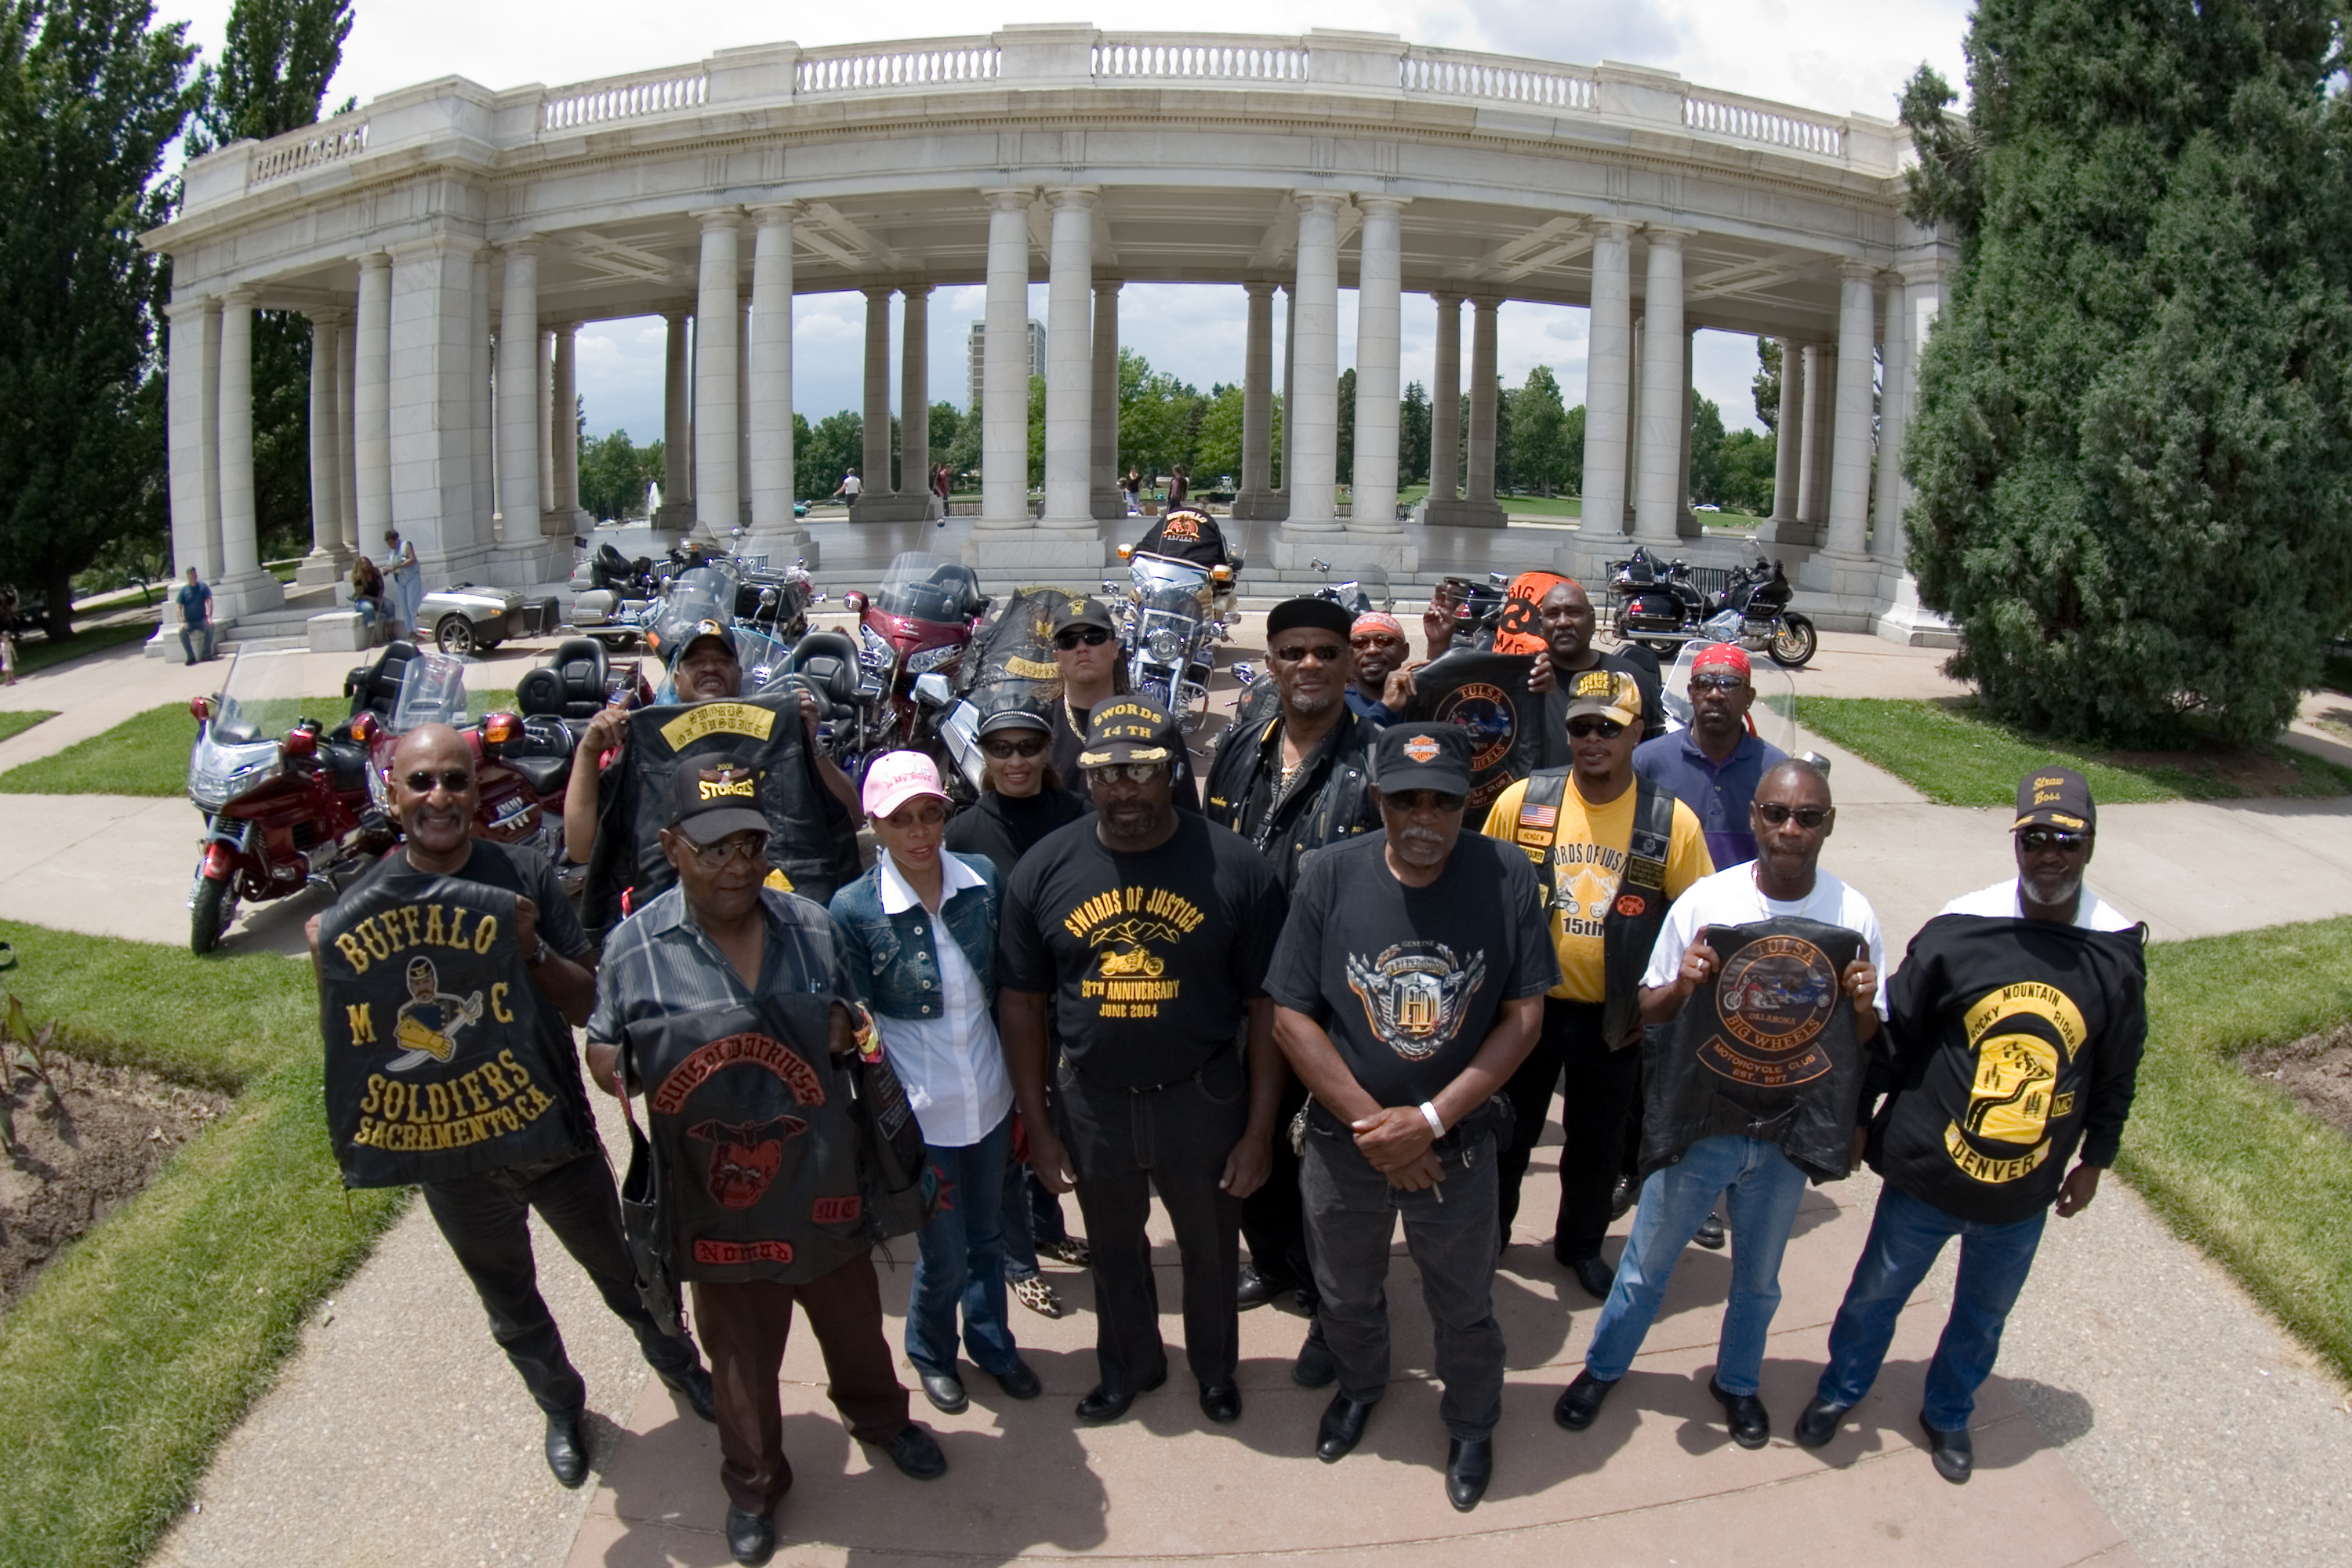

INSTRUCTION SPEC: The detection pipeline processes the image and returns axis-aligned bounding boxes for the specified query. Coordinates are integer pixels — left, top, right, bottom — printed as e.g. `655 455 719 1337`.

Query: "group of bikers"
314 572 2147 1567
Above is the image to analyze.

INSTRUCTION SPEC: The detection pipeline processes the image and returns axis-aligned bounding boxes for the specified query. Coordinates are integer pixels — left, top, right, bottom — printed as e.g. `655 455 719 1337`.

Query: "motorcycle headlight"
857 623 891 668
905 643 961 675
187 741 281 812
1147 627 1185 663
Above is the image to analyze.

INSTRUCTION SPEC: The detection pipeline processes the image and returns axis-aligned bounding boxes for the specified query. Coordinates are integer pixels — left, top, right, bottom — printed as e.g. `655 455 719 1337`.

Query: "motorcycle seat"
344 641 420 720
781 630 858 714
518 637 612 719
506 753 573 797
320 739 372 792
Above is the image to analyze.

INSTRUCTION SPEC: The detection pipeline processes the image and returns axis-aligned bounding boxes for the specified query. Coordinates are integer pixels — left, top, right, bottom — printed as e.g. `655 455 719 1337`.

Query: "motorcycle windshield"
388 650 475 735
206 648 324 746
645 566 735 656
1661 641 1798 753
876 552 982 626
1348 565 1394 613
1129 554 1210 601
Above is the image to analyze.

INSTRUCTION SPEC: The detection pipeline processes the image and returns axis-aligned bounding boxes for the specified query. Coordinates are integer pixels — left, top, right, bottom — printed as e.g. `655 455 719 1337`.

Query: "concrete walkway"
6 628 2348 1565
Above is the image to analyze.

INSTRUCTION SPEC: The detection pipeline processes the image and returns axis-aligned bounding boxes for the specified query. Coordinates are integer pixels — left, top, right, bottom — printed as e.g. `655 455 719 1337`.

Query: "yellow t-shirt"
1483 775 1714 1003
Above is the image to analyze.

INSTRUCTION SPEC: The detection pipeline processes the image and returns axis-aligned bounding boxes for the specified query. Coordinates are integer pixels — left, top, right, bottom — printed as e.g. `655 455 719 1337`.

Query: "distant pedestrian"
349 555 386 638
1167 465 1189 508
384 531 423 640
1123 467 1142 515
0 623 16 686
834 470 863 503
176 567 216 665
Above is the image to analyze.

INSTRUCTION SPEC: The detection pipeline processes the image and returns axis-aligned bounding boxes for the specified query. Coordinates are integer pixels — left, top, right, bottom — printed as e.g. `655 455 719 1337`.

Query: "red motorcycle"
186 648 394 954
801 550 988 782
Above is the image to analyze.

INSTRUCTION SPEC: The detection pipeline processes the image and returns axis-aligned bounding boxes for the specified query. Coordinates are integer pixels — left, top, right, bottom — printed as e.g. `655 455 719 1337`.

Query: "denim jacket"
827 852 1000 1022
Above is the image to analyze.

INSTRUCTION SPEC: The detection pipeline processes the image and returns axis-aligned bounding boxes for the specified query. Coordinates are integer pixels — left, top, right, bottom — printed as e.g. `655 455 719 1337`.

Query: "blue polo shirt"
1632 727 1788 869
1344 687 1399 728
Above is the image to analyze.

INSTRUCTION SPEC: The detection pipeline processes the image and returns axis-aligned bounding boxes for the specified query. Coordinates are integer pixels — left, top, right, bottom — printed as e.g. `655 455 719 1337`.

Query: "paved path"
7 626 2349 1564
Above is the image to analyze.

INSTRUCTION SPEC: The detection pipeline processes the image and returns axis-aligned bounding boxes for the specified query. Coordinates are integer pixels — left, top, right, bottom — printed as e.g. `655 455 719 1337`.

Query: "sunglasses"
1054 628 1112 650
1083 762 1163 786
2017 827 2089 853
1566 718 1626 739
982 735 1047 760
1350 633 1404 652
1272 643 1346 665
1755 803 1831 828
1691 673 1748 691
402 768 473 794
682 831 768 868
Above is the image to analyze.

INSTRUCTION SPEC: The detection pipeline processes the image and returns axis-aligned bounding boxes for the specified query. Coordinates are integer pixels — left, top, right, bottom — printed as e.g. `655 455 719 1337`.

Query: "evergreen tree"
1687 394 1728 506
0 0 198 639
1752 338 1783 431
1901 0 2352 744
1399 380 1431 485
1510 366 1570 495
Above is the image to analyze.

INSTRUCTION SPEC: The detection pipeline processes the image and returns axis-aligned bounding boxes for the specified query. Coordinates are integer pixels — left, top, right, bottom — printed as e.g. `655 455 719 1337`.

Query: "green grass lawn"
1795 696 2352 804
10 619 158 679
2131 916 2352 1382
0 920 405 1568
0 711 56 745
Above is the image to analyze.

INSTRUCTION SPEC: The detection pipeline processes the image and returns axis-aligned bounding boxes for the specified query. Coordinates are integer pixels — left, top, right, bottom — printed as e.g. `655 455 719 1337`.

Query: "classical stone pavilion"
145 24 1951 638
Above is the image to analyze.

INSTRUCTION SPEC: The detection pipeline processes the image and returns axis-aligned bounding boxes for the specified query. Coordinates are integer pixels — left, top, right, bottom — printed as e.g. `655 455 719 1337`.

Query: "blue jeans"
179 622 212 662
1583 1134 1810 1396
906 1109 1021 1379
1816 1181 2048 1431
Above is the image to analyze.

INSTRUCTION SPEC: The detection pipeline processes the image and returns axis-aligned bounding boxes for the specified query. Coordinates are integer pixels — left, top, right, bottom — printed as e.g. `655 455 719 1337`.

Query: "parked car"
417 583 561 655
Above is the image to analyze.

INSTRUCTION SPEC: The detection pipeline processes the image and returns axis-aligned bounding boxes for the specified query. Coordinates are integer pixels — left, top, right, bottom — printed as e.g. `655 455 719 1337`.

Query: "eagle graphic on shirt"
1346 942 1487 1062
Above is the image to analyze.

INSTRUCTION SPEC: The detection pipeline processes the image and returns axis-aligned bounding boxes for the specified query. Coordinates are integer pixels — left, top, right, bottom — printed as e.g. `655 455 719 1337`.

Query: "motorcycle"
1309 557 1394 617
1111 544 1235 731
186 648 394 954
1610 547 1817 668
568 542 662 649
1434 572 1512 653
808 551 989 783
932 587 1073 798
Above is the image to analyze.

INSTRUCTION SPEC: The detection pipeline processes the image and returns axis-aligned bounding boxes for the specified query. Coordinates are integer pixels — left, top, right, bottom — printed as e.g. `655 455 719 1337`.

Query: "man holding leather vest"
1554 758 1885 1449
1481 671 1711 1299
586 757 946 1567
1203 596 1384 1313
1796 767 2145 1486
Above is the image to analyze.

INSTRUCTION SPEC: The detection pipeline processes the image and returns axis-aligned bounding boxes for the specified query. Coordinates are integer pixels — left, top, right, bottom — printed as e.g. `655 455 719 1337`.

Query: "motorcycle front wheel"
1769 616 1818 669
191 875 237 956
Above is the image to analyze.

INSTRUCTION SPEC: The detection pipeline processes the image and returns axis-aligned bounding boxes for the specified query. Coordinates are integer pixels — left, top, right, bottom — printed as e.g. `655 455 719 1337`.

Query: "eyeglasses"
2017 827 2089 853
1272 643 1346 664
982 735 1047 760
1388 789 1466 814
1691 673 1748 691
1083 762 1163 786
1350 633 1404 652
1755 803 1831 828
1054 628 1112 650
402 769 473 794
682 831 769 868
1566 718 1626 739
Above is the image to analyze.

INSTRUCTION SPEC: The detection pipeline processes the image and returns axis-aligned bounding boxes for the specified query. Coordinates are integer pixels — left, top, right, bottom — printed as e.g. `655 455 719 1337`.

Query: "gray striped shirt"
586 885 855 1054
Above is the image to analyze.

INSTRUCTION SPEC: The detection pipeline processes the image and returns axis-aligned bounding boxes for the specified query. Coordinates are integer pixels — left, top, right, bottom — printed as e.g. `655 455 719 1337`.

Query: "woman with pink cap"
828 752 1039 1414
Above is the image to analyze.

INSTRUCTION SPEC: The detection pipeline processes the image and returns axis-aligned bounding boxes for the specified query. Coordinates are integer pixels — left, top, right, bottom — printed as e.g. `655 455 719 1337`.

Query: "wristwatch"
526 937 551 967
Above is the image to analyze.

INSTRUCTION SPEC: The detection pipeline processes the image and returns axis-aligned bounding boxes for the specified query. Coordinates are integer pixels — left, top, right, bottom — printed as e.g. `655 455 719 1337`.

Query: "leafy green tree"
0 0 198 639
926 400 961 466
1751 337 1783 431
1686 394 1728 507
1713 428 1778 516
1334 367 1356 488
1901 0 2352 744
789 412 815 502
804 410 862 498
1025 375 1044 490
578 428 660 521
1508 367 1569 495
1116 347 1203 485
1192 383 1244 485
1399 381 1431 485
942 407 982 487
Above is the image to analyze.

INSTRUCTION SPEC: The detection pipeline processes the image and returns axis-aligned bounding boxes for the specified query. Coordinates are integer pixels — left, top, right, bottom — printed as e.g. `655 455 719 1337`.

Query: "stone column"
1279 283 1297 495
904 284 935 515
1675 328 1700 538
852 285 893 517
539 330 556 511
494 243 543 571
1806 343 1835 536
297 310 349 584
692 209 742 535
1872 274 1911 563
1823 263 1878 561
747 204 815 562
1429 291 1462 506
1577 223 1633 538
388 238 488 582
214 290 282 614
1089 280 1120 521
1763 336 1804 542
1348 197 1406 538
1632 228 1690 543
1278 191 1344 547
1624 316 1643 519
1793 343 1827 540
1233 281 1277 517
655 310 692 528
1041 187 1098 531
336 316 358 554
164 297 224 586
737 296 753 528
549 324 581 532
976 188 1035 535
353 252 392 560
1450 292 1505 528
470 249 495 553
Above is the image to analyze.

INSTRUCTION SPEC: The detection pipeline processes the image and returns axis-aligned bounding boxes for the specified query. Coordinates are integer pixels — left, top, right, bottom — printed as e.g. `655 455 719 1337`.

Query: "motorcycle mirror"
844 590 868 615
1801 750 1833 778
187 695 211 723
1310 557 1330 572
1232 662 1258 686
912 672 954 709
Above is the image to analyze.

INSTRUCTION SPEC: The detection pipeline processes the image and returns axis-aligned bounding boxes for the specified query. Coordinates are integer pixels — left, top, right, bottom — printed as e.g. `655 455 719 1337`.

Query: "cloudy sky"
168 0 1971 441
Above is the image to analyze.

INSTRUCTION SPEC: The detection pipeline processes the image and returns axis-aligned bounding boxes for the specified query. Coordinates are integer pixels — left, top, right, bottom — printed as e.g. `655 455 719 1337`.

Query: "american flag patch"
1519 803 1559 829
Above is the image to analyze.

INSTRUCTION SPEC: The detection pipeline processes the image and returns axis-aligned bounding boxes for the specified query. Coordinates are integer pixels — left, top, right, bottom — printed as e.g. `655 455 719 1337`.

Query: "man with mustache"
1265 724 1557 1511
1343 611 1417 728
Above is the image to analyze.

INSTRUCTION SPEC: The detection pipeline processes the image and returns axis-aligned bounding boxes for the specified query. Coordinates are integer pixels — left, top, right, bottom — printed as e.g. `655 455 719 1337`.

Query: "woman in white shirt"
828 753 1040 1414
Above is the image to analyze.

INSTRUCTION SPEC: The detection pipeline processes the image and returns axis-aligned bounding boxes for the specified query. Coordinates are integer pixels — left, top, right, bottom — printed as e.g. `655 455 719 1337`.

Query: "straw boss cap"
1374 724 1474 797
1077 695 1176 768
2014 766 2096 833
663 754 768 845
1560 667 1643 728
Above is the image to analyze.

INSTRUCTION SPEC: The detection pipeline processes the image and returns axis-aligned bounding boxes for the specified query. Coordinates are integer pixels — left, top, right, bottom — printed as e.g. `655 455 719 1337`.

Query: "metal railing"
1091 37 1307 82
1399 46 1599 111
1682 92 1846 158
795 41 1000 93
247 118 369 187
541 67 707 131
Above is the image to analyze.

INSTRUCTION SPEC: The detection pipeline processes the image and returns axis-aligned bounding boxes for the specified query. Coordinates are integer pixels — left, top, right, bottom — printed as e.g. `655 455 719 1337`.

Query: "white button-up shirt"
872 851 1016 1148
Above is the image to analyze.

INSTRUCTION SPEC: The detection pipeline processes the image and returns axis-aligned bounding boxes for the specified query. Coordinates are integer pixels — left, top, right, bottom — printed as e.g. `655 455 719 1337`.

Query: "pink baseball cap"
862 751 949 819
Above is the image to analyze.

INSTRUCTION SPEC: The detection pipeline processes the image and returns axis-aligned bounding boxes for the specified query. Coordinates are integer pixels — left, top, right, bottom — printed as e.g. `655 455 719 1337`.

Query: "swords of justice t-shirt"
997 811 1286 1090
1265 831 1559 1107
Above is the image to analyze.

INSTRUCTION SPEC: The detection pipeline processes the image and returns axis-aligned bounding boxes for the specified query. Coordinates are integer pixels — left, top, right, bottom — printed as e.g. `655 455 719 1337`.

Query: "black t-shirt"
1048 701 1203 814
943 786 1091 880
1265 830 1559 1107
346 840 593 1113
1536 649 1665 765
999 811 1287 1090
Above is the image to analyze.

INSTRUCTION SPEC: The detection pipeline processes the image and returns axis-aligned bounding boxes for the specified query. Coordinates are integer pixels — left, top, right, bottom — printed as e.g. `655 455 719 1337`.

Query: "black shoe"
724 1506 775 1566
1921 1414 1973 1484
1795 1396 1849 1450
1291 1335 1338 1389
1236 1261 1280 1309
1693 1210 1727 1250
1709 1378 1770 1449
1198 1381 1243 1425
1566 1254 1616 1301
1444 1436 1493 1512
987 1361 1042 1401
544 1412 589 1488
1610 1174 1636 1219
658 1363 717 1423
1076 1370 1166 1424
879 1423 948 1480
1316 1393 1374 1462
917 1370 968 1414
1553 1370 1616 1432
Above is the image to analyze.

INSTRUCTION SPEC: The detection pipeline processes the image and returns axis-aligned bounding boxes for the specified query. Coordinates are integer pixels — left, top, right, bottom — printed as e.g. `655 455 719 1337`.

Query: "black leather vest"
1517 769 1677 1049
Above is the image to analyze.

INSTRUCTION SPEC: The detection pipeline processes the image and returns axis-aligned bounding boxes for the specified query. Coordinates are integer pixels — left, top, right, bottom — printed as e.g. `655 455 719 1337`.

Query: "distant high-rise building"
967 319 1047 410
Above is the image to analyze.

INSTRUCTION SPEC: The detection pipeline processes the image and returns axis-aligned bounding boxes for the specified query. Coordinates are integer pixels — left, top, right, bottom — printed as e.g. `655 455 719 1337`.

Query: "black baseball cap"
1265 597 1356 641
1049 595 1117 637
1076 695 1175 768
2014 766 2096 833
975 699 1051 739
669 619 736 666
1373 724 1474 797
663 754 768 845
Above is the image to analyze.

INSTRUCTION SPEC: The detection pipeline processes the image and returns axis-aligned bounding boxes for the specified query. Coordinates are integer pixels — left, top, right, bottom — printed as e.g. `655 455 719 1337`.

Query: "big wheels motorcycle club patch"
318 871 583 1188
1405 651 1541 812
